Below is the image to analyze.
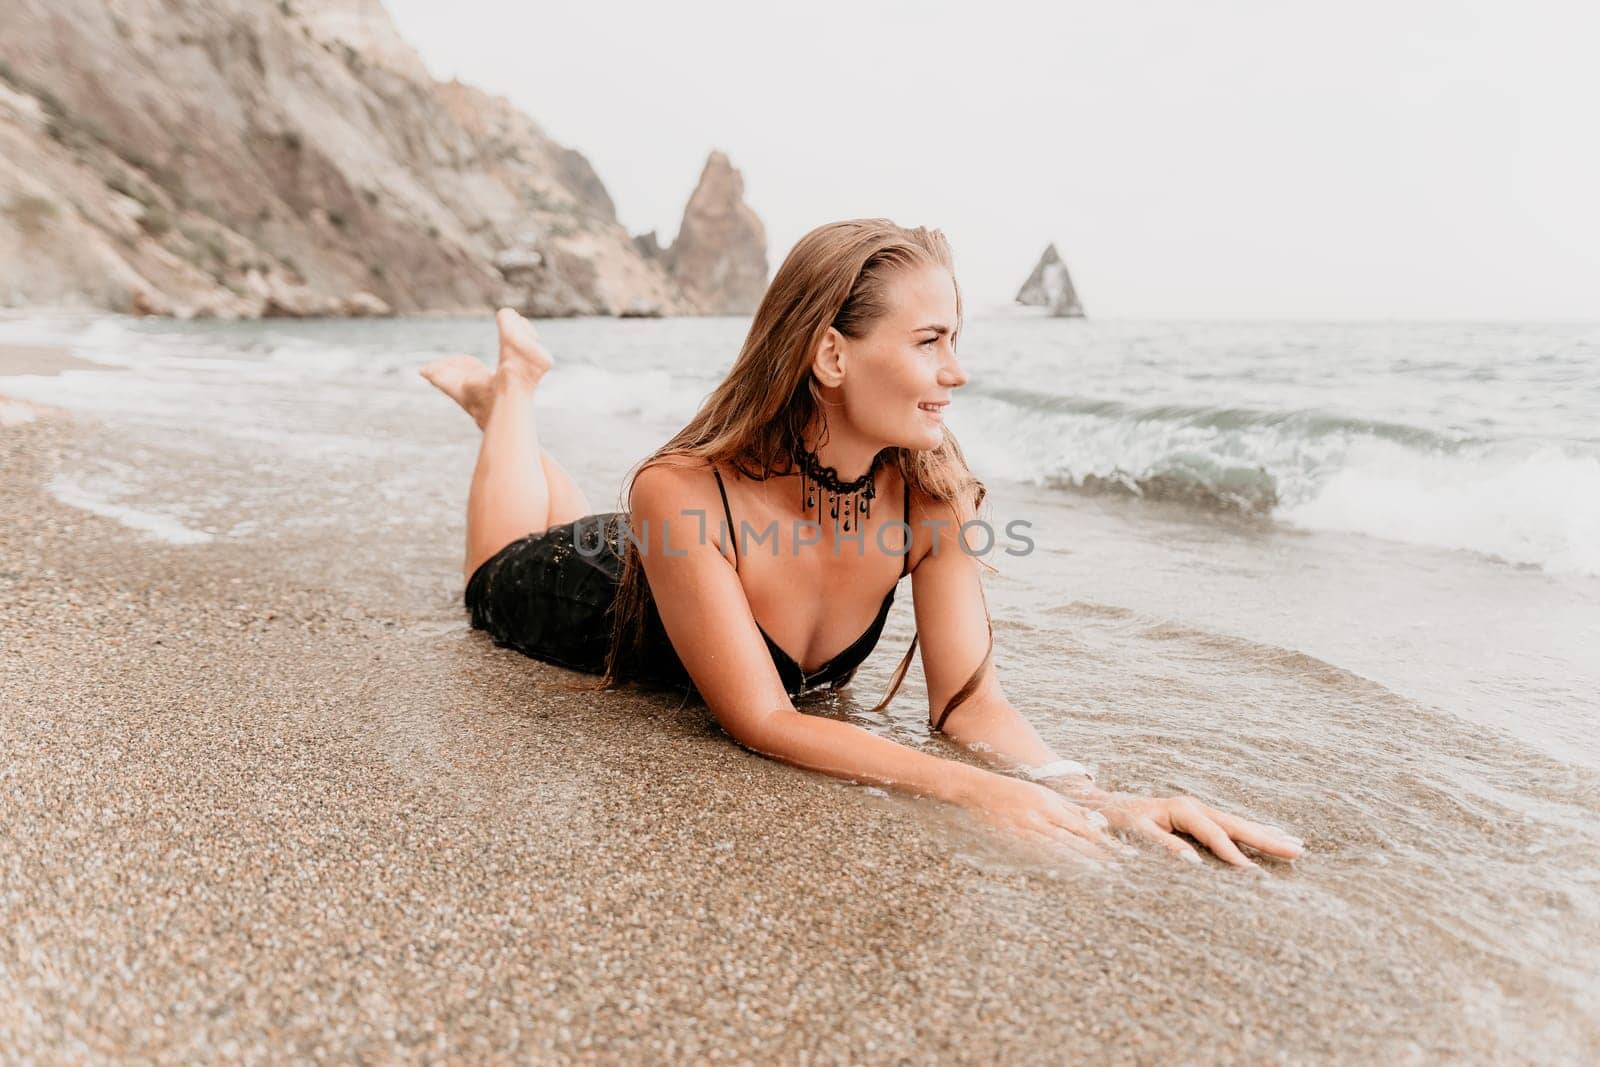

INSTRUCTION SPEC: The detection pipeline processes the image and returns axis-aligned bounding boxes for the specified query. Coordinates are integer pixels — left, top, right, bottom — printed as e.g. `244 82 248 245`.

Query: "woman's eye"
920 337 938 348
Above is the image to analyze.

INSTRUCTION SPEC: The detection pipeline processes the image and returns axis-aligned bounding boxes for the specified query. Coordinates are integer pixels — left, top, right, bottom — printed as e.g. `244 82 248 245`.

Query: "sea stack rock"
663 151 769 315
1015 243 1086 318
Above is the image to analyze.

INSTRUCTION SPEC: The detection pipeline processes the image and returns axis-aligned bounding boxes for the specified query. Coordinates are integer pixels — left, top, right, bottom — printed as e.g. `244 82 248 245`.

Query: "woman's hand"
968 775 1136 863
1086 791 1304 868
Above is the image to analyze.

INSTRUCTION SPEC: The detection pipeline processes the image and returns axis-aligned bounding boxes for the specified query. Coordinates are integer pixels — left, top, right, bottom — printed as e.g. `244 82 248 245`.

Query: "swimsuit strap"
711 464 739 571
901 474 912 578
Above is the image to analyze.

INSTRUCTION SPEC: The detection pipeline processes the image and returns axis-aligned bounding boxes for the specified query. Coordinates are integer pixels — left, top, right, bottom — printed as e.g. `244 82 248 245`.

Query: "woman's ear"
812 326 846 387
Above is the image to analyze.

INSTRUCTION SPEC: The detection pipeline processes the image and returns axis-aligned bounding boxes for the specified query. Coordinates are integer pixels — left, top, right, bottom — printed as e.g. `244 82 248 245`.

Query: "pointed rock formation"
659 151 768 315
1015 243 1086 318
632 230 665 260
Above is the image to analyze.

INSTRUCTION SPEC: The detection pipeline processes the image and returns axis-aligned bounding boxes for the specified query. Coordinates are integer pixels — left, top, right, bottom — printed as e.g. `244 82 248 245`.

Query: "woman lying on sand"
421 218 1304 867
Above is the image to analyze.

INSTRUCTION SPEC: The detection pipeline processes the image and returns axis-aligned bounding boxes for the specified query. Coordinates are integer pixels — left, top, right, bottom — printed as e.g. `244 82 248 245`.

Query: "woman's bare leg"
534 451 593 532
419 308 594 582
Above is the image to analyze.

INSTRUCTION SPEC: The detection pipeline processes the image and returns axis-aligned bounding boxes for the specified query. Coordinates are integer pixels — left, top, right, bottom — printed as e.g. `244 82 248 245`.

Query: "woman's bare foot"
420 308 554 428
493 307 553 389
419 354 495 430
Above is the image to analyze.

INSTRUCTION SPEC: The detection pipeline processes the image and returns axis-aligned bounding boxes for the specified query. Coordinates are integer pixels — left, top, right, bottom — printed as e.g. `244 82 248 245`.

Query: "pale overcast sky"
384 0 1598 318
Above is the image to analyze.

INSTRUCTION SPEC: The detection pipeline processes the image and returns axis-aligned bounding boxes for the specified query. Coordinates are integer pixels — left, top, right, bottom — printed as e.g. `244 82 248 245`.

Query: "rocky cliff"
1015 243 1086 318
0 0 766 318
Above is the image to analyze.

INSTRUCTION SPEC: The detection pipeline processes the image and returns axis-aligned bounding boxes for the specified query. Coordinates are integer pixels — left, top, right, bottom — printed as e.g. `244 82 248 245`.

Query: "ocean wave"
975 384 1469 452
956 387 1600 576
1044 459 1281 516
1280 442 1600 576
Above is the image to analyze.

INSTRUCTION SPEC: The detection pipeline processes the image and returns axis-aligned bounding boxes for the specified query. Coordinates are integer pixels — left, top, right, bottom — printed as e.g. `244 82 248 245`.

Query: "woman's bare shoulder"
629 456 715 509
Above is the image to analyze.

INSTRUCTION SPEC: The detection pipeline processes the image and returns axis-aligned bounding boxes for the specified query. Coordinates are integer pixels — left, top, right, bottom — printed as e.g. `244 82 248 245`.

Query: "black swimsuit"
711 466 911 695
463 463 911 699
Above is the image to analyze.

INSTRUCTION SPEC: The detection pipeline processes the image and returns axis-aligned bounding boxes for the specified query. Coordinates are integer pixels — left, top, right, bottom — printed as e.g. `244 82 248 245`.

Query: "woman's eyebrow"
914 324 951 335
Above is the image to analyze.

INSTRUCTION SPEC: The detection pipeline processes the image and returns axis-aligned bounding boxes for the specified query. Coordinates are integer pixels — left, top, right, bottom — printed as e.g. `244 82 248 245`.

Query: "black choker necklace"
797 443 883 531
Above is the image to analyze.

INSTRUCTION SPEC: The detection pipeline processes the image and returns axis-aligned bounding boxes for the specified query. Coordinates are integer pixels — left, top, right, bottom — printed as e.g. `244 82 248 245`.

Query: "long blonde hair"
579 218 996 727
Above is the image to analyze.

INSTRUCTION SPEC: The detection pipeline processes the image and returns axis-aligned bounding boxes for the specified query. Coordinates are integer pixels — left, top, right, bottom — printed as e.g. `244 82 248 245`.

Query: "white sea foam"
533 362 708 419
47 475 215 545
1280 441 1600 576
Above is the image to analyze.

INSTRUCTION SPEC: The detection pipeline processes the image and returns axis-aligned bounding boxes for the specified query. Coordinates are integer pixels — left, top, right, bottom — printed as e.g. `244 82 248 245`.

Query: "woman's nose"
938 349 969 388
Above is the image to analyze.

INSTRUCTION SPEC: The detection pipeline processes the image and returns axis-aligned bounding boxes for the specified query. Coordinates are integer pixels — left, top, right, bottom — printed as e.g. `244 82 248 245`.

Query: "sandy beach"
3 332 1597 1063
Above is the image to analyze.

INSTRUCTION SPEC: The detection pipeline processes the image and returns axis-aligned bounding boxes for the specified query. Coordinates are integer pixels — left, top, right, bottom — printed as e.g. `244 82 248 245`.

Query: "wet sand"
3 382 1597 1061
0 343 110 377
0 343 106 425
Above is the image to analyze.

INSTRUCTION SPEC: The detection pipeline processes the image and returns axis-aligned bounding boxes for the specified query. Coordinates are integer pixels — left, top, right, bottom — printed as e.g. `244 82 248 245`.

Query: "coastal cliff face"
1016 243 1086 318
0 0 766 318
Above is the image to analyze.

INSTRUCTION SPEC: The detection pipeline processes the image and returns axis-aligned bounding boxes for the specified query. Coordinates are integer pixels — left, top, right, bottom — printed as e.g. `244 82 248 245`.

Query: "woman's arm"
923 691 1107 797
629 463 1119 859
906 494 1106 793
909 490 1304 868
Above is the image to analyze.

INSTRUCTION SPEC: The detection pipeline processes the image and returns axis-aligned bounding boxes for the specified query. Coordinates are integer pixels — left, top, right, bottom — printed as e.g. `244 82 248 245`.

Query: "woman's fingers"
1014 821 1109 863
980 808 1112 863
1048 827 1116 862
1130 809 1252 868
1037 792 1304 869
1175 809 1257 868
1202 805 1305 859
1038 808 1120 863
1055 804 1138 858
1136 816 1203 865
1061 807 1112 845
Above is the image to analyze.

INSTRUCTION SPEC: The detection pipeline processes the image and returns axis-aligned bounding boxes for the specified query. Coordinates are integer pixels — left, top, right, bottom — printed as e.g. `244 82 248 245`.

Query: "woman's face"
830 264 968 451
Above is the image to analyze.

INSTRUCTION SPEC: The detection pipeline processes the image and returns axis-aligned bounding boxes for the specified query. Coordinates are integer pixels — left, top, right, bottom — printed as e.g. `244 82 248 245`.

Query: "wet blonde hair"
579 218 997 729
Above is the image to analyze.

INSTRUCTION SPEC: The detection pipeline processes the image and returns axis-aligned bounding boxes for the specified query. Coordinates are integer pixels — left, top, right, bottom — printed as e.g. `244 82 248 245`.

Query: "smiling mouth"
917 401 948 417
